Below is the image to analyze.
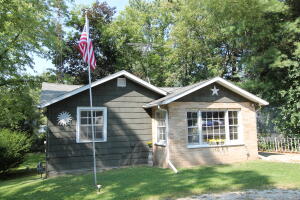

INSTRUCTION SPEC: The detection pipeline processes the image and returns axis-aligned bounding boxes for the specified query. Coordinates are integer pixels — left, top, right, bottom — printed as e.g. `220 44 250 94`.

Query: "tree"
52 2 118 84
0 0 68 84
108 0 177 86
0 129 31 173
0 0 69 135
0 76 41 133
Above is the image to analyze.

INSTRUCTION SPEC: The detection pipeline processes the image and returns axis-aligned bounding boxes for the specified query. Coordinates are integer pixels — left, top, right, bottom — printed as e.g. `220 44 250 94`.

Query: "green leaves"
0 129 31 173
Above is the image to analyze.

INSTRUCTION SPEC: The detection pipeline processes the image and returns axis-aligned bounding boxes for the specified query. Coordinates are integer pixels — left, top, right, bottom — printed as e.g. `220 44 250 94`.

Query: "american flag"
78 15 96 71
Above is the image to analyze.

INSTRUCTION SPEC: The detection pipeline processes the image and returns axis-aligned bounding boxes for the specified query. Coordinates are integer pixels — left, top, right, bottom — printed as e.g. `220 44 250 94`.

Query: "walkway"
258 152 300 163
176 189 300 200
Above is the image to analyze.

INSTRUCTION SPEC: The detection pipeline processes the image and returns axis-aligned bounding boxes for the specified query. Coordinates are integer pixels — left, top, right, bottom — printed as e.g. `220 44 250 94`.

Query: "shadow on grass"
0 164 273 200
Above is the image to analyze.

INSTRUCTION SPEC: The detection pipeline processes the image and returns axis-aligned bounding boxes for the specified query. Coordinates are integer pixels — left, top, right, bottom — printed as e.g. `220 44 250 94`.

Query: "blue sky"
26 0 129 75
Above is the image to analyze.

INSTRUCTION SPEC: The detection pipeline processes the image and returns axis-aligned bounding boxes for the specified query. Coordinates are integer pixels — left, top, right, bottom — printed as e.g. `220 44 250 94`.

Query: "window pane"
81 118 88 125
228 111 239 141
219 112 224 118
188 119 193 127
156 110 167 142
207 112 212 118
188 135 199 144
95 111 103 117
95 125 103 132
201 111 225 145
80 126 88 140
95 131 103 140
188 127 198 135
187 112 191 118
94 116 103 125
192 112 198 118
158 119 166 127
81 111 89 117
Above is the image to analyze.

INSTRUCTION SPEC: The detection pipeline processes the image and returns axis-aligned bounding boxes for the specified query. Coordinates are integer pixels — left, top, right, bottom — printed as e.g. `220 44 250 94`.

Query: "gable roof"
39 70 167 108
144 77 269 108
40 82 83 106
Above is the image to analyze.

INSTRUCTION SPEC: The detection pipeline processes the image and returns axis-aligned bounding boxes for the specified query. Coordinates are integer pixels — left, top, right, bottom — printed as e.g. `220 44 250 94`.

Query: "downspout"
158 105 178 173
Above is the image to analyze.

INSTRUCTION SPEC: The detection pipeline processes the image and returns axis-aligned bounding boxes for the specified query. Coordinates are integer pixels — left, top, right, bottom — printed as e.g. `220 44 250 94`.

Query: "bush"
0 129 31 173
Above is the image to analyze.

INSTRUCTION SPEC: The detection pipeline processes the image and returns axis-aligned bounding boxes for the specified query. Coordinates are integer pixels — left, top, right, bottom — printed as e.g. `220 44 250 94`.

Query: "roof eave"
143 77 269 108
40 70 167 108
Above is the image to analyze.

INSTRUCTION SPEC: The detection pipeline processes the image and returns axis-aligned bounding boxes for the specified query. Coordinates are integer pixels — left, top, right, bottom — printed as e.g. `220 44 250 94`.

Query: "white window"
187 110 241 147
76 107 107 143
187 112 199 144
155 110 167 145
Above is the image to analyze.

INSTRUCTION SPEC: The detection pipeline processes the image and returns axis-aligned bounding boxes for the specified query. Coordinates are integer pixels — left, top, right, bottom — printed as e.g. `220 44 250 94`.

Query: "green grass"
1 154 300 200
16 153 45 170
0 153 45 180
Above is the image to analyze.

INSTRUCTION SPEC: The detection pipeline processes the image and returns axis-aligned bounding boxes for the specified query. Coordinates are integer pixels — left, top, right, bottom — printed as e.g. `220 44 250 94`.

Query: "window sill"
76 140 107 143
187 143 244 149
155 142 167 147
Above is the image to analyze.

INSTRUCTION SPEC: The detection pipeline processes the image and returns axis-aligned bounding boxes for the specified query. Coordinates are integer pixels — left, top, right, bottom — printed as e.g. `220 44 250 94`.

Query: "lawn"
1 154 300 200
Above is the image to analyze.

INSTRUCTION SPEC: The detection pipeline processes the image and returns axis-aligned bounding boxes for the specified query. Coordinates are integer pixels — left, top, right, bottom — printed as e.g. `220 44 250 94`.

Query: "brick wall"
164 102 258 168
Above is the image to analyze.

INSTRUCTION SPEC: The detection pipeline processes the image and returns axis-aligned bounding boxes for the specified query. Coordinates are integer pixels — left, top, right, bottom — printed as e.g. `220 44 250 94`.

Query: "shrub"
0 129 31 173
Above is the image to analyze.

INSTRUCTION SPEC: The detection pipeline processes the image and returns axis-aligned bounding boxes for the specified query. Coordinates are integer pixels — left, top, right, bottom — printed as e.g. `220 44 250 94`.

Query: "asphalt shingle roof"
40 82 83 105
144 80 208 108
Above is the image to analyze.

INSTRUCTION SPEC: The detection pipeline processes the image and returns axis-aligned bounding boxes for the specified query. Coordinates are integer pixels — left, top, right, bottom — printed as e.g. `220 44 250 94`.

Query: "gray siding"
176 83 251 103
46 77 162 175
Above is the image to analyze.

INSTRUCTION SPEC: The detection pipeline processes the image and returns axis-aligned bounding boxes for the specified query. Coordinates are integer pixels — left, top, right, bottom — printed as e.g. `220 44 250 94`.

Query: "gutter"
157 105 178 173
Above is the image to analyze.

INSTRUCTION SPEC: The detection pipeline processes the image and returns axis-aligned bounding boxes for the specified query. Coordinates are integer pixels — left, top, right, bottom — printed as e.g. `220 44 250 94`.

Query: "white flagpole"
85 13 97 186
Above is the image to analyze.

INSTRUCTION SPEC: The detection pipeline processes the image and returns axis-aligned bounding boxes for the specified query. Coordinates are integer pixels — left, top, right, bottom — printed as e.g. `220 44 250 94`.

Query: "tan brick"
152 102 259 168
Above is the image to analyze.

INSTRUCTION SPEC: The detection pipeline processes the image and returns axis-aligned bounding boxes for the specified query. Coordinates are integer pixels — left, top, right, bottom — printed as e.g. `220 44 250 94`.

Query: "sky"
26 0 129 75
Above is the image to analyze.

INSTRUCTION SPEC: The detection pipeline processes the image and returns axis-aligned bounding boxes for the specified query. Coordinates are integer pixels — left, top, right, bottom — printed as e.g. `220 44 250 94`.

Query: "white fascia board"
39 70 167 108
162 77 220 105
121 71 167 96
216 78 269 106
162 77 269 106
143 104 157 109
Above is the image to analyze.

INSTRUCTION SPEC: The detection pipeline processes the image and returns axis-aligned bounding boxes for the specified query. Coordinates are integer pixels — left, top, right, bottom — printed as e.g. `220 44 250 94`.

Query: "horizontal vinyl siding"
46 78 161 174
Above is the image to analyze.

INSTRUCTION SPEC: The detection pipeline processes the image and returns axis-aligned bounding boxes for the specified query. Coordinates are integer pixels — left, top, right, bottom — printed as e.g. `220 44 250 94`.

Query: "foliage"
108 0 177 86
52 2 118 84
15 153 45 171
0 0 69 136
0 129 31 173
1 161 300 199
0 77 41 133
0 0 68 82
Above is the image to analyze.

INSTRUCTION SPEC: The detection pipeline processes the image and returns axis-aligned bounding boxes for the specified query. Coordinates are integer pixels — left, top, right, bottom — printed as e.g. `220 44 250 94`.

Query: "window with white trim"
187 112 199 144
187 110 241 146
76 107 107 143
155 110 167 144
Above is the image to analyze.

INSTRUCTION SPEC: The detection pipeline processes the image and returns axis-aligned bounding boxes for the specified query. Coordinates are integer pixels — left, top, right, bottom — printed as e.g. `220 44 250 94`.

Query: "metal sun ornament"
57 111 72 126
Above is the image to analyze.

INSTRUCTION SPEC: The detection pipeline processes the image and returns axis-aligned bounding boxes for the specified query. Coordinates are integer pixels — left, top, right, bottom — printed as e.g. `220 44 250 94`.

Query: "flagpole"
86 12 97 186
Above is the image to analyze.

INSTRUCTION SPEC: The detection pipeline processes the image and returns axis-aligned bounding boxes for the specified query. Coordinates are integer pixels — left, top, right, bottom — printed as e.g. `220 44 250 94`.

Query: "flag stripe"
78 20 96 71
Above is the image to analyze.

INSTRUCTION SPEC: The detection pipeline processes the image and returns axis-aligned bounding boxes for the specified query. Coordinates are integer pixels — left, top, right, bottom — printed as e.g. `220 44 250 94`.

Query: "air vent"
117 78 126 87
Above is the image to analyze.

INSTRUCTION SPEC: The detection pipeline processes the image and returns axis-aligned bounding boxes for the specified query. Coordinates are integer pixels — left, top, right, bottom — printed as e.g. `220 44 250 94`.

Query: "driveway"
176 189 300 200
258 152 300 163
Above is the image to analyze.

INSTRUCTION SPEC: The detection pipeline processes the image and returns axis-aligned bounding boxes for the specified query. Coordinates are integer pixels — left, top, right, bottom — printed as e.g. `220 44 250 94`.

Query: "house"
39 70 268 176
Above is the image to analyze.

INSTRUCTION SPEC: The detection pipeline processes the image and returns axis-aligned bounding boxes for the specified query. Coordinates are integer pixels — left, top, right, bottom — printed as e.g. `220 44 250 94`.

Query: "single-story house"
39 70 268 176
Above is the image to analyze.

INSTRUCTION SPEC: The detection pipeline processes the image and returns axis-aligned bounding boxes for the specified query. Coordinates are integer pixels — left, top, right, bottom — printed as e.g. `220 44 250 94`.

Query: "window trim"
155 109 168 146
187 109 243 148
76 107 107 143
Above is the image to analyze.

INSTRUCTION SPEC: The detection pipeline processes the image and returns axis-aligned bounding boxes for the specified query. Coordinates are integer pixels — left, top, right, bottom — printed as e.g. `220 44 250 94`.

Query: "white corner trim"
162 77 269 106
39 70 167 108
76 106 107 143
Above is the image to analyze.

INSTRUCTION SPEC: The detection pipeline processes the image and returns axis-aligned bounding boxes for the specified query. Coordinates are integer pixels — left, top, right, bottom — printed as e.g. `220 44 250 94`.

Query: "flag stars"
211 85 219 96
